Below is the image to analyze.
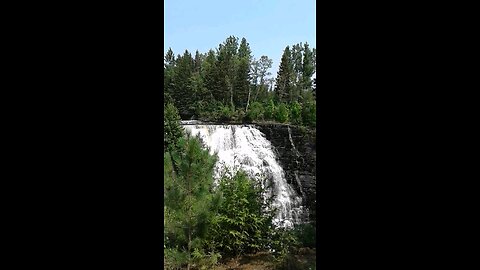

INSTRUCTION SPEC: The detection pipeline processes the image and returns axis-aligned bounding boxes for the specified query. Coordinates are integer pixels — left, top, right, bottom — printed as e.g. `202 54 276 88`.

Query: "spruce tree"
300 42 315 98
193 50 202 73
274 46 294 103
173 50 195 118
216 36 239 109
202 49 217 102
235 38 252 111
164 48 176 105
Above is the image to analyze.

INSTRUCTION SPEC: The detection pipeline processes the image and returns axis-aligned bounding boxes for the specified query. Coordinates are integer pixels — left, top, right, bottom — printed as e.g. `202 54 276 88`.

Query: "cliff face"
256 124 317 221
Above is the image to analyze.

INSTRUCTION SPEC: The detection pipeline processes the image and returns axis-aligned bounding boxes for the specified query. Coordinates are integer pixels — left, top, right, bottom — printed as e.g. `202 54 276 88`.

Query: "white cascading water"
182 121 306 228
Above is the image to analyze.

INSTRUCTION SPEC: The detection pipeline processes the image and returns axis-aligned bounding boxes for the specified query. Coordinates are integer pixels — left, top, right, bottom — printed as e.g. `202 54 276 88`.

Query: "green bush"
233 108 246 122
164 248 188 270
191 248 222 270
270 228 299 270
290 101 302 125
264 99 276 120
164 103 185 153
217 104 234 121
246 101 264 121
275 103 290 123
207 171 276 256
301 101 316 127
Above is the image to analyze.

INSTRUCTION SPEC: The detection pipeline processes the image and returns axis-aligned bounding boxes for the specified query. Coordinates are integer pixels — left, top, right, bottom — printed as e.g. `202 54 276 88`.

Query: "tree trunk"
187 169 192 270
245 87 251 113
187 227 191 270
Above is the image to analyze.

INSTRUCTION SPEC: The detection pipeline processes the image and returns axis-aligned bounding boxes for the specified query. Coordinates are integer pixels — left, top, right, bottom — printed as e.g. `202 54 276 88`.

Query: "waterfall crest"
182 122 307 227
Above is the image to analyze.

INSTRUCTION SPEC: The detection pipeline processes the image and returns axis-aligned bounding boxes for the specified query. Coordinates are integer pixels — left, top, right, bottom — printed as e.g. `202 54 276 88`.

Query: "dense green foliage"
164 135 221 270
164 36 316 128
163 103 316 269
164 103 185 153
207 171 276 256
275 103 290 123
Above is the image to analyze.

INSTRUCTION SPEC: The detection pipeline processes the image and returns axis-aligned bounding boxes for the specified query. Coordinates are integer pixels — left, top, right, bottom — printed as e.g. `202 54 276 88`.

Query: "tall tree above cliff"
164 48 176 104
173 50 195 117
235 37 252 111
215 36 239 108
300 42 315 98
274 46 294 103
291 43 303 102
252 56 273 103
201 49 217 102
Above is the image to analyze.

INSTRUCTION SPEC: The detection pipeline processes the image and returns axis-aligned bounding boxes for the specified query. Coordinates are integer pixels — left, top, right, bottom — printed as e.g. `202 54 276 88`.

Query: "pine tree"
164 135 218 270
173 50 195 118
208 171 276 256
165 47 176 66
235 38 252 111
274 46 294 103
202 49 217 102
164 103 184 153
216 36 239 108
300 42 315 99
291 43 303 102
164 48 176 105
193 50 202 73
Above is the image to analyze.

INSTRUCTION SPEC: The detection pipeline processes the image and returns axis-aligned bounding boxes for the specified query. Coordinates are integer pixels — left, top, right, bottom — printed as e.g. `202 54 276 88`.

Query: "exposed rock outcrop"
256 124 317 221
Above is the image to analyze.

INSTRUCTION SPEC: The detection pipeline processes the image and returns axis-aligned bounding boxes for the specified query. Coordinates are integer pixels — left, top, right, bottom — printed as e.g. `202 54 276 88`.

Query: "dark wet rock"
256 124 316 221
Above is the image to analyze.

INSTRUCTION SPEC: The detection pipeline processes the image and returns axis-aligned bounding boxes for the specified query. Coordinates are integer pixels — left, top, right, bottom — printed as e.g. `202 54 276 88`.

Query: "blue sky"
164 0 316 78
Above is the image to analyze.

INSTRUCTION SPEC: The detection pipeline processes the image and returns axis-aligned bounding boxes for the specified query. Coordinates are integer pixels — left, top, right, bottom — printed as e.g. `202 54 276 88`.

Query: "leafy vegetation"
164 35 317 266
207 171 276 256
164 36 316 128
163 104 316 269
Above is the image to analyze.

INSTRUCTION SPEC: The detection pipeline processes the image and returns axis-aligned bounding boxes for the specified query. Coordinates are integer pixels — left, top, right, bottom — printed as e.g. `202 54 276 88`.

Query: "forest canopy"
164 36 316 127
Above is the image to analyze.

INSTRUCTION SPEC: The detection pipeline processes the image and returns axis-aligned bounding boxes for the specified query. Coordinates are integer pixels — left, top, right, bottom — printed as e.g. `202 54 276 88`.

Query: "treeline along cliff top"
164 35 316 128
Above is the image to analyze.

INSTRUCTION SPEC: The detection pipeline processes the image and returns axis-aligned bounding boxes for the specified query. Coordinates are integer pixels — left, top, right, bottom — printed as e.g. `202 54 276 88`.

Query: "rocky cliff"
256 124 317 222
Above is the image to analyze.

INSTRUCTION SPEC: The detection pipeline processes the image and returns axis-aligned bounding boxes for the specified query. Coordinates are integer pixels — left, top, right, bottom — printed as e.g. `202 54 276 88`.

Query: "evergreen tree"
235 38 252 111
164 103 184 153
291 43 303 102
208 171 276 256
173 50 195 118
274 46 294 103
165 47 176 66
300 42 315 99
202 49 217 102
188 72 207 117
164 35 316 127
290 101 302 125
164 135 219 270
214 36 239 108
193 50 202 73
164 48 176 105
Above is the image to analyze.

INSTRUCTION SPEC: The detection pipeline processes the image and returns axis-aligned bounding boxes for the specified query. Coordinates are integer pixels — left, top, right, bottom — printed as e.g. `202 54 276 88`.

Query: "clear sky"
164 0 316 78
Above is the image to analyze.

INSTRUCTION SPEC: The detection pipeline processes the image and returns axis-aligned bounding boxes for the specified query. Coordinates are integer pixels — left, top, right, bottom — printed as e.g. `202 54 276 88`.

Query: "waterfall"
181 122 307 228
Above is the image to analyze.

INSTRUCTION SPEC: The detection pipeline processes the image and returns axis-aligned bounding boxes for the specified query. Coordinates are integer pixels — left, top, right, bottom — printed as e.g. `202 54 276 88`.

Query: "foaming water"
182 121 307 227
